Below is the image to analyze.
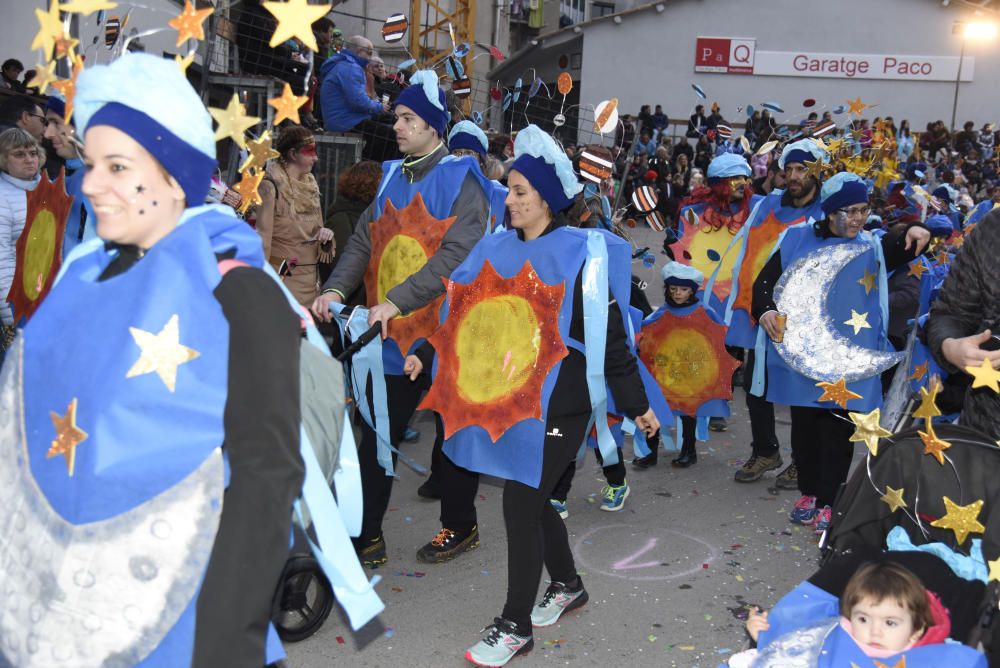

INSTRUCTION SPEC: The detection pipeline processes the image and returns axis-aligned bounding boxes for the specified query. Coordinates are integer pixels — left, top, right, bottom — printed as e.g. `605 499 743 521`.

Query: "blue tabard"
964 199 996 229
762 223 891 412
61 159 97 258
10 207 269 667
371 154 486 373
724 189 825 349
438 226 633 488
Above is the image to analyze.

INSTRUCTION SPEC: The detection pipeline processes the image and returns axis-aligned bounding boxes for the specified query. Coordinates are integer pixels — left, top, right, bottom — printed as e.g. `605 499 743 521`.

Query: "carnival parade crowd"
4 4 1000 668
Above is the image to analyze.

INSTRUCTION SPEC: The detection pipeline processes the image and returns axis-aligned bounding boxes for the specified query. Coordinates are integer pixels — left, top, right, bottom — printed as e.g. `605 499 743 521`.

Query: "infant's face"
849 597 921 652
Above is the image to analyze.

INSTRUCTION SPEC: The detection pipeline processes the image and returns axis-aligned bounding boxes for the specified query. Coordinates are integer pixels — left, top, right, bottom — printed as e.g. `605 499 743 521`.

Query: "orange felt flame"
365 193 456 356
733 211 798 315
419 260 567 442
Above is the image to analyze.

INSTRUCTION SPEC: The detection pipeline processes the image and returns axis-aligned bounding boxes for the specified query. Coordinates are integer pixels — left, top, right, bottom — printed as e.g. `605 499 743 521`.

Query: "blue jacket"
319 50 383 132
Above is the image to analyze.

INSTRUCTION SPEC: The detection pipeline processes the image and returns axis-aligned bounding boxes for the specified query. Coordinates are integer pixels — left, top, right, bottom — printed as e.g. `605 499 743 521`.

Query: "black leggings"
501 413 589 631
790 406 855 507
432 413 480 533
550 446 625 503
743 349 780 457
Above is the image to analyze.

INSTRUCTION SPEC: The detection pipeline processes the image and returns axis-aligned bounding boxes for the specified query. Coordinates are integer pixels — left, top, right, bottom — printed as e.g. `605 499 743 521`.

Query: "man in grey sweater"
311 70 489 567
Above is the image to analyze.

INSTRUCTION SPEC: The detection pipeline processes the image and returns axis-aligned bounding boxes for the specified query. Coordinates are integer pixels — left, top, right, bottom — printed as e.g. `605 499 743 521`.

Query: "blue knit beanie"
820 172 869 215
508 125 582 214
395 70 449 139
448 120 488 155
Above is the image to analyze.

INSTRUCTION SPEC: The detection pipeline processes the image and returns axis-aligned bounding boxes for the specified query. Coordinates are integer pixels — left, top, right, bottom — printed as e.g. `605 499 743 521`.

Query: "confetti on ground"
391 586 403 592
648 635 657 642
384 627 395 639
736 575 745 582
717 647 732 654
335 636 345 645
479 494 487 501
679 645 696 650
702 563 709 569
404 516 413 523
704 614 712 621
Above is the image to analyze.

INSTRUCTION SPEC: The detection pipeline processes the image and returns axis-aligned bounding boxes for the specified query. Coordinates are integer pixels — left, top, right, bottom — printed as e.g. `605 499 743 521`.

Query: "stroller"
806 423 1000 663
270 312 384 642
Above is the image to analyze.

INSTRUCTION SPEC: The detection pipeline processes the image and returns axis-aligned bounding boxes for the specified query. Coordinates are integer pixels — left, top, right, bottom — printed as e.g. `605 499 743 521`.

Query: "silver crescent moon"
773 242 904 383
0 337 224 668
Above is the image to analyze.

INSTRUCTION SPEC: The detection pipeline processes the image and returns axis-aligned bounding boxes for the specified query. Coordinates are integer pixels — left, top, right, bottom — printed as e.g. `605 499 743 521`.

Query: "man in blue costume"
311 69 490 568
43 94 97 257
726 139 827 486
751 172 930 534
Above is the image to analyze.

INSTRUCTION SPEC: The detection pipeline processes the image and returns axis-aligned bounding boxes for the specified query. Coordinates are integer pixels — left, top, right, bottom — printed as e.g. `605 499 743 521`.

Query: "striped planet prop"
382 13 408 43
579 148 613 184
646 210 666 232
716 124 732 140
811 120 836 138
452 77 471 98
632 185 658 213
594 98 619 135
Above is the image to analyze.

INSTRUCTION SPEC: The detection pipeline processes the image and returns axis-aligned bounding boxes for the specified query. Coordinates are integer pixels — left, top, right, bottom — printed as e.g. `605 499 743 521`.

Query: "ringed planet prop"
382 13 408 42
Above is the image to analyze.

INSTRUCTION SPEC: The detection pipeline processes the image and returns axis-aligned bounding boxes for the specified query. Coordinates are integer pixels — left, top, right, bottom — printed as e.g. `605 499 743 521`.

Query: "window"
560 0 586 24
591 2 615 18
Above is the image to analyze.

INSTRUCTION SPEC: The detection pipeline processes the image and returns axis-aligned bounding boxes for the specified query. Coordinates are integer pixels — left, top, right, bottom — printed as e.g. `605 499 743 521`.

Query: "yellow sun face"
420 260 568 442
377 234 428 305
455 295 539 404
22 209 57 300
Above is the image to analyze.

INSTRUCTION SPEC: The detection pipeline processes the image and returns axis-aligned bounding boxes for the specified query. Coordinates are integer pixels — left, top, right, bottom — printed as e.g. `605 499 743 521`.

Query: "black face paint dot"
152 200 158 206
135 184 146 194
139 209 145 215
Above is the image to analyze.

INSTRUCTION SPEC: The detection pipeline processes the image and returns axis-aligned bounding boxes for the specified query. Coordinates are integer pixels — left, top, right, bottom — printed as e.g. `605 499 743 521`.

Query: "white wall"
579 0 1000 137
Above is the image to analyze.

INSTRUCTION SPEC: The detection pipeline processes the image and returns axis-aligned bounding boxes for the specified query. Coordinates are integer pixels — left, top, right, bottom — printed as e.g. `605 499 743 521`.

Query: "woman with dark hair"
321 160 382 298
256 124 332 305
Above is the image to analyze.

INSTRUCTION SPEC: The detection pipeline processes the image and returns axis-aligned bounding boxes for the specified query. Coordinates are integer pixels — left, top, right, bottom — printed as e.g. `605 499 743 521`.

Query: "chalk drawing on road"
573 525 720 582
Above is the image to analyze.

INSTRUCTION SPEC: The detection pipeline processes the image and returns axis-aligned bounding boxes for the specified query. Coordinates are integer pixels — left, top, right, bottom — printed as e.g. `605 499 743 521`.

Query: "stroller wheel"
271 555 334 642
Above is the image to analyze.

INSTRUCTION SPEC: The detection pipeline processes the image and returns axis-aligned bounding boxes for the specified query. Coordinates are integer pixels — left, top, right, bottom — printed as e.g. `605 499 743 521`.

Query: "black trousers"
353 118 401 162
790 406 856 507
356 373 427 543
429 413 480 533
678 415 697 452
550 445 626 503
743 349 780 457
501 413 589 631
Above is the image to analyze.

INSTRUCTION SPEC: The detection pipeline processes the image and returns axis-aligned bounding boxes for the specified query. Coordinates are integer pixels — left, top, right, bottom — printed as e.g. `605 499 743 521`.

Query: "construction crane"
409 0 476 84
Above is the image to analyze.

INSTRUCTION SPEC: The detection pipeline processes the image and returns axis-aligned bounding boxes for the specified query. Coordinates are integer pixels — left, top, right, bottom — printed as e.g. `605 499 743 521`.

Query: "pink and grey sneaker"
530 579 589 627
788 495 819 525
464 617 533 667
814 505 833 534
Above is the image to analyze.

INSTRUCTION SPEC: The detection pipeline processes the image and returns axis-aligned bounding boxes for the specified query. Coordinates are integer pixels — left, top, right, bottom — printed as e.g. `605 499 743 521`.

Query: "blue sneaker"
549 499 569 520
599 483 630 512
403 426 420 442
814 506 832 534
789 495 819 525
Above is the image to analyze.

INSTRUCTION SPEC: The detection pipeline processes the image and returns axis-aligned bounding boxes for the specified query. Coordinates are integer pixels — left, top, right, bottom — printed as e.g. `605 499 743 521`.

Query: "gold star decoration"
209 94 261 149
60 0 118 15
168 0 214 47
824 137 847 157
47 397 89 476
803 157 826 182
31 0 65 57
989 557 1000 583
25 60 58 95
846 96 874 116
126 314 201 392
907 260 929 280
935 250 950 266
930 496 985 545
268 82 309 126
175 51 196 75
240 131 280 173
815 377 863 409
919 422 952 465
263 0 333 52
53 32 80 60
873 164 899 191
874 658 907 668
909 360 928 382
843 309 872 336
966 358 1000 393
880 485 907 514
50 54 84 124
912 377 942 419
857 268 877 295
849 408 893 456
232 168 265 213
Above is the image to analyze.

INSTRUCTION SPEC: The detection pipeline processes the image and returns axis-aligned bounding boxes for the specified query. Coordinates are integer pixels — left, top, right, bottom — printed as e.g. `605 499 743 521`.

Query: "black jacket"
926 210 1000 439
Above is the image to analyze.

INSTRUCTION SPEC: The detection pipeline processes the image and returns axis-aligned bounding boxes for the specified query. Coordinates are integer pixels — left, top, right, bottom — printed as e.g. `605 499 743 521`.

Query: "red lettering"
921 63 932 75
883 57 897 74
793 54 808 71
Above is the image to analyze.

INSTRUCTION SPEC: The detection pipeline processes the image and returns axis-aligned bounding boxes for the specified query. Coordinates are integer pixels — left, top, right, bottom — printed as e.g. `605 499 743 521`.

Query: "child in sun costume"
405 125 658 667
0 54 381 667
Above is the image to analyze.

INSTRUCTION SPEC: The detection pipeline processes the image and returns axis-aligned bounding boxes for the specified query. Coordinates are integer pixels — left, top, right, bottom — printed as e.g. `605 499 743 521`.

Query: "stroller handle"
336 320 383 362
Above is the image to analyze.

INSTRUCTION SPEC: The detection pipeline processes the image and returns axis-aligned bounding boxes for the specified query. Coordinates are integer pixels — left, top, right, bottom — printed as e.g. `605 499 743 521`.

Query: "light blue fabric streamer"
886 526 987 582
294 424 384 631
675 415 683 447
623 418 652 457
867 231 892 349
695 416 709 441
582 231 617 466
332 408 362 537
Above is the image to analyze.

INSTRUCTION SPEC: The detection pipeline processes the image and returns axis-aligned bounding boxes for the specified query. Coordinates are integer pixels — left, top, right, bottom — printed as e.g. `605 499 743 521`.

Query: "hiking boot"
814 505 833 534
775 463 799 490
356 535 387 568
631 452 658 469
708 416 728 432
549 499 569 520
416 526 480 563
789 495 819 525
531 579 589 627
464 617 533 667
734 452 783 483
599 482 630 512
417 478 441 500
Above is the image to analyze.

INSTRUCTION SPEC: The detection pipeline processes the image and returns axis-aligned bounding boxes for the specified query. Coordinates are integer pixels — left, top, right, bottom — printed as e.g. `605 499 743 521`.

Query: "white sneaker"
464 617 533 667
530 579 589 627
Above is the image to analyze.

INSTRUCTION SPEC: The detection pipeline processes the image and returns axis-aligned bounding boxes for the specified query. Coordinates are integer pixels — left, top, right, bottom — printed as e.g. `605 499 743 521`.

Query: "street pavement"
285 224 863 667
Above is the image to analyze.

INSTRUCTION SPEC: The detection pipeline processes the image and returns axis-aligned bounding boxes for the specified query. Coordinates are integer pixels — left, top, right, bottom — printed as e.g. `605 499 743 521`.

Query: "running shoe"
464 617 533 667
549 499 569 520
789 495 819 525
814 506 833 534
356 535 387 568
416 526 480 563
599 482 630 512
531 579 589 627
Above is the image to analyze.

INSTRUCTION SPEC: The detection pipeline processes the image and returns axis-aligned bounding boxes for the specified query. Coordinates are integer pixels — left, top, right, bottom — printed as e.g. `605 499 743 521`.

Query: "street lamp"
951 20 998 133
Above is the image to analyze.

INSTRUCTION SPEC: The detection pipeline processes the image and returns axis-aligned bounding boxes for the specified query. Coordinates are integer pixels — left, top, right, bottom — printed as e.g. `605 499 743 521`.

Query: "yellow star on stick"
815 378 862 409
989 557 1000 583
126 314 201 392
857 268 877 295
50 54 84 123
803 158 826 182
47 398 88 476
908 260 929 279
912 378 943 420
168 0 214 47
930 496 985 545
232 168 265 213
880 486 907 513
263 0 332 52
919 422 952 465
209 94 261 149
60 0 118 15
53 33 80 60
965 358 1000 393
846 96 873 116
25 60 58 95
175 51 196 75
268 82 309 126
849 408 893 456
240 131 280 173
32 0 65 56
824 137 847 156
843 310 871 335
